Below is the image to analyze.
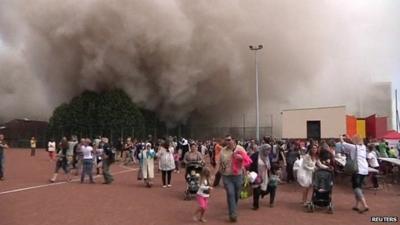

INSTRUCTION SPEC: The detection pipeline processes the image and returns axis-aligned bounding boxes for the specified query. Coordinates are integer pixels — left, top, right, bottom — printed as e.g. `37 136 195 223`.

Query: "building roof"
282 105 346 112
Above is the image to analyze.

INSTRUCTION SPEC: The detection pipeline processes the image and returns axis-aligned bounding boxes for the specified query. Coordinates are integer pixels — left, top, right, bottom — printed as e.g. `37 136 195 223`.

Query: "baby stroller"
307 168 334 214
184 162 203 200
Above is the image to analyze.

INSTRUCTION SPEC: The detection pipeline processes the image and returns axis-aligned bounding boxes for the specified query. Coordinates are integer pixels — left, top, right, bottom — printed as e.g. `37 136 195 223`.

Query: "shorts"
196 195 209 210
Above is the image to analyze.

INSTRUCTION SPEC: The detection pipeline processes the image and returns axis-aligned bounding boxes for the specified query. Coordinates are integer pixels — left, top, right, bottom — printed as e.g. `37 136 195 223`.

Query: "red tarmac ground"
0 149 399 225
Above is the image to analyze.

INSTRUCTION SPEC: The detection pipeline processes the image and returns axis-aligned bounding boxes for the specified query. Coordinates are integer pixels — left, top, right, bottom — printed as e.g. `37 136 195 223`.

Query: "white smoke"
0 0 399 132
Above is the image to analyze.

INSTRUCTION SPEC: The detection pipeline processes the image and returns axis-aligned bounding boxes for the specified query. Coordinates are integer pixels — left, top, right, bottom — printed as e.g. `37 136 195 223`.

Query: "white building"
282 106 346 139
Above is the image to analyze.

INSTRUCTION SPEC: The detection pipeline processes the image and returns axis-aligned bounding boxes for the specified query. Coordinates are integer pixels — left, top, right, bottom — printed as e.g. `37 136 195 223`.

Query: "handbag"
344 145 358 175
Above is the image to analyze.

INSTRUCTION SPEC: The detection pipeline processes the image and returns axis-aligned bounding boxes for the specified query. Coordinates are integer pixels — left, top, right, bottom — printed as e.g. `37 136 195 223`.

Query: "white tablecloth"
379 158 400 166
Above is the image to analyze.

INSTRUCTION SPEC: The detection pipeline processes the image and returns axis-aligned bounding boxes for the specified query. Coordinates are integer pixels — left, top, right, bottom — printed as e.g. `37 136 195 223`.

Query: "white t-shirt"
197 179 211 198
48 141 56 152
367 151 379 168
67 141 77 156
81 145 94 160
342 142 369 175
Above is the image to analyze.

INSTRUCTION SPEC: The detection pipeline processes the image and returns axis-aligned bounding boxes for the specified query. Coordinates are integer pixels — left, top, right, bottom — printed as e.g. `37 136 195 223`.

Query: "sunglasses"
225 139 232 142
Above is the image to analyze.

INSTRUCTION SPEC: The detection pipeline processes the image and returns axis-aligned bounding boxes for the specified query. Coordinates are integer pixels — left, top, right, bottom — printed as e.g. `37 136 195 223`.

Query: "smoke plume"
0 0 399 133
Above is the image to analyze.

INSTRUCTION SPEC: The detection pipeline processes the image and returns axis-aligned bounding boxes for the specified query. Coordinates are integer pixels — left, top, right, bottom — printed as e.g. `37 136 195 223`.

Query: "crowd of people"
0 132 400 223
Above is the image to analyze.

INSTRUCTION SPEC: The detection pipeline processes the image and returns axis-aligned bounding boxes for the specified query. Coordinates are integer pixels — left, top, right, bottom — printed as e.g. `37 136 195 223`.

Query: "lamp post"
249 44 263 142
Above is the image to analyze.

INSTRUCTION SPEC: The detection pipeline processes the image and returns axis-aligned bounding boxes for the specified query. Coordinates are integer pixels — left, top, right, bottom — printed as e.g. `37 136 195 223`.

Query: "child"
262 165 281 207
193 167 212 223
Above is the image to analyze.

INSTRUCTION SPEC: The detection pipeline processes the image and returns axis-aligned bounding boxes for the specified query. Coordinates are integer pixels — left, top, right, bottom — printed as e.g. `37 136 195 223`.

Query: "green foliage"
48 89 161 141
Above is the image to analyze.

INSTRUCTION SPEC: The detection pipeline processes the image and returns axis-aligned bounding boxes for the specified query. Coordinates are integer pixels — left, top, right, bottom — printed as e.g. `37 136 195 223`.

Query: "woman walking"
249 141 271 210
297 144 318 206
341 135 370 213
157 141 175 188
139 143 156 187
184 142 204 177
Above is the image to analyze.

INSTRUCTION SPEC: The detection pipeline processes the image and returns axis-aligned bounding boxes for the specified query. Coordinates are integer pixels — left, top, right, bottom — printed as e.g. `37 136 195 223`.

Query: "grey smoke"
0 0 399 132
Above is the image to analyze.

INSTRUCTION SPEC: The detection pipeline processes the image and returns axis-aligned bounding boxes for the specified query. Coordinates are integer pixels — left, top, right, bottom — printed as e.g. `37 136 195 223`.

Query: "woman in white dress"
297 144 318 206
139 143 156 187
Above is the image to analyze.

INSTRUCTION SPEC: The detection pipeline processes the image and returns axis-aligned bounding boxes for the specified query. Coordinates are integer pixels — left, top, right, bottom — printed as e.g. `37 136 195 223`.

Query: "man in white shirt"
367 144 379 189
67 136 78 168
81 139 94 184
0 134 9 180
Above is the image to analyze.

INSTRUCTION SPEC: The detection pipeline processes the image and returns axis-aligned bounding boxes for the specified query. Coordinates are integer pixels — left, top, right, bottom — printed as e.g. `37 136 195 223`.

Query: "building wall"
346 115 357 137
282 106 346 139
356 119 366 139
376 117 388 138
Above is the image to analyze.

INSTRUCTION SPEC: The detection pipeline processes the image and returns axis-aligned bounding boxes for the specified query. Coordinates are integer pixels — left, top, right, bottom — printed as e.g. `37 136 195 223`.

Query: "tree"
48 90 152 142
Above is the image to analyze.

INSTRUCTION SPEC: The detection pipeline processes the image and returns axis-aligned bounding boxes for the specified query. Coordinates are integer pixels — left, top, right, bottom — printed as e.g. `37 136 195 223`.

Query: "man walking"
217 135 252 222
0 134 9 180
102 137 114 184
30 137 37 156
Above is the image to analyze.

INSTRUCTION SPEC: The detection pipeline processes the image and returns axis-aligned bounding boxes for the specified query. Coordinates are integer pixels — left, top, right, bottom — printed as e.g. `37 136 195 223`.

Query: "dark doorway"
307 121 321 140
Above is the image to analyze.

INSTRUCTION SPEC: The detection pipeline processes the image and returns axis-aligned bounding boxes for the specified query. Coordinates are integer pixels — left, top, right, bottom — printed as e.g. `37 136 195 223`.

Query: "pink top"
232 148 252 175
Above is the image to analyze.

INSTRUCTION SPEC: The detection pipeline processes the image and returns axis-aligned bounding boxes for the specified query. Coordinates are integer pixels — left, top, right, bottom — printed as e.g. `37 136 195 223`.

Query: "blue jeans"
222 174 243 218
81 159 94 182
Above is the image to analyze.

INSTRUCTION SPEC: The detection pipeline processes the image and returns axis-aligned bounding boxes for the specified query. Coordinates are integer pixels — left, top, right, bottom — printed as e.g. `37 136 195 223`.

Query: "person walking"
340 135 370 213
81 139 95 184
102 137 114 184
67 136 78 169
49 137 71 183
217 135 252 223
367 143 379 189
249 139 271 210
123 137 134 165
212 138 224 187
48 138 56 161
297 144 318 206
139 143 156 187
30 137 37 156
193 167 213 223
184 142 204 177
0 134 9 180
157 141 175 188
286 142 300 183
73 138 85 176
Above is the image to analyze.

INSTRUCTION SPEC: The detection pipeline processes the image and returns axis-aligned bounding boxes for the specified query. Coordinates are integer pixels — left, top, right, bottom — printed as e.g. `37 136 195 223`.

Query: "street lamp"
249 44 263 142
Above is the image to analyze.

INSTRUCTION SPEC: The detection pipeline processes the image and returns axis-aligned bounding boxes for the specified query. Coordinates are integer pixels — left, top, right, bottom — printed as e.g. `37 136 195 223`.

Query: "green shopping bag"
240 174 252 199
